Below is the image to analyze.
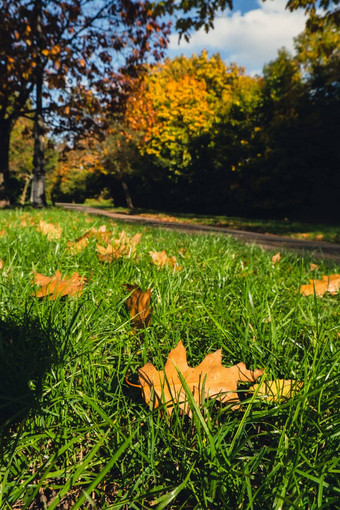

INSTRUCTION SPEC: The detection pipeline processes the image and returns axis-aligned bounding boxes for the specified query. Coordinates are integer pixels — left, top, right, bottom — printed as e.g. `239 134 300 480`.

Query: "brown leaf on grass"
0 260 4 269
75 225 109 242
38 220 62 240
97 231 141 261
33 270 86 299
149 250 182 271
0 230 6 237
249 379 303 402
138 341 264 416
20 214 37 227
67 237 89 254
309 263 319 271
271 252 281 264
124 284 151 328
300 274 340 297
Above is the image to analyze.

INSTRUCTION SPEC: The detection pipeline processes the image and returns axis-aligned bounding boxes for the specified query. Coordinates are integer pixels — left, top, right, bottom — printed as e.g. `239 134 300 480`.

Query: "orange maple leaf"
124 284 152 328
149 250 182 271
300 274 340 297
138 341 264 416
33 270 86 299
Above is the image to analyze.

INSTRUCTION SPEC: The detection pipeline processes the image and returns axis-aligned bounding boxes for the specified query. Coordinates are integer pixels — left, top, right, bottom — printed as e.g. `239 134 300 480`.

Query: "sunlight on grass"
0 207 339 509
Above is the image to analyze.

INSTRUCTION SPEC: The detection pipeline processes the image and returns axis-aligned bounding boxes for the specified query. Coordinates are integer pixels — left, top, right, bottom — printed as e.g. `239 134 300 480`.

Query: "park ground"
0 206 339 509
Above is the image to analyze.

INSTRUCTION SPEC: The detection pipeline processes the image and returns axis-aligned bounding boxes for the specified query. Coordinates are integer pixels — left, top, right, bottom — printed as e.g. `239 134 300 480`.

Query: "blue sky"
167 0 307 75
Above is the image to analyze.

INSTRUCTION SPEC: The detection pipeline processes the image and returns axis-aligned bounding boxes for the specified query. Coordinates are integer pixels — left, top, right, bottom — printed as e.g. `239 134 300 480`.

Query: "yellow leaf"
249 379 303 402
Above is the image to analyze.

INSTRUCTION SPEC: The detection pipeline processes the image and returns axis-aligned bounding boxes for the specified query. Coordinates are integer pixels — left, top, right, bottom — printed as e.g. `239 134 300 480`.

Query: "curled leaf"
124 284 151 328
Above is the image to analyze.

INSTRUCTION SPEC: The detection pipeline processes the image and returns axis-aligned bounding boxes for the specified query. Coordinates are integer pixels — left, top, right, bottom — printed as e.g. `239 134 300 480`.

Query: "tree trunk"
20 175 33 206
121 180 134 209
30 0 46 207
0 118 11 207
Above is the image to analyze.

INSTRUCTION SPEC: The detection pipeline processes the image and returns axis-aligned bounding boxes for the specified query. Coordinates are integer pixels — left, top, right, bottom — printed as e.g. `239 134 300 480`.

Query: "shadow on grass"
0 312 58 430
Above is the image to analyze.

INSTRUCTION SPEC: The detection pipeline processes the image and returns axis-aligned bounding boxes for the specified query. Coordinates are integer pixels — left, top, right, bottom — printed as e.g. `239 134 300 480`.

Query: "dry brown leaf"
67 237 89 254
309 263 319 271
76 225 109 242
300 274 340 297
149 250 182 271
20 214 36 227
33 270 86 299
38 220 62 240
0 260 4 269
97 231 141 261
249 379 303 402
124 284 151 328
138 341 264 416
271 252 281 264
0 230 6 237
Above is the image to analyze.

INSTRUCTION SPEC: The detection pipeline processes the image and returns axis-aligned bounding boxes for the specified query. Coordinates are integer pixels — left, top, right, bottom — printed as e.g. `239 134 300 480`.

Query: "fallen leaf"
310 263 319 271
33 270 86 299
0 260 4 269
249 379 303 402
0 230 6 236
300 274 340 297
149 250 182 271
124 284 151 328
67 237 89 254
38 221 62 240
138 341 264 416
75 225 110 244
271 252 281 264
97 231 141 261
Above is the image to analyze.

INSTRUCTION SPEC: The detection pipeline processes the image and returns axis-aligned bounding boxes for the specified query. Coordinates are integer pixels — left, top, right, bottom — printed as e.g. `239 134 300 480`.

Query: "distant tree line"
3 0 339 219
47 11 339 220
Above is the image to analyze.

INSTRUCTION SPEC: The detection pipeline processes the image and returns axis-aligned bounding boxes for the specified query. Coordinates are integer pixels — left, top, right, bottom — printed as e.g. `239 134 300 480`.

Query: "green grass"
83 199 340 244
0 207 339 509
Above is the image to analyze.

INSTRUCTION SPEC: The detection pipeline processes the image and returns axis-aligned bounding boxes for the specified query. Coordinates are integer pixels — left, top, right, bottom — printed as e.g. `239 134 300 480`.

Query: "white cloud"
168 0 307 74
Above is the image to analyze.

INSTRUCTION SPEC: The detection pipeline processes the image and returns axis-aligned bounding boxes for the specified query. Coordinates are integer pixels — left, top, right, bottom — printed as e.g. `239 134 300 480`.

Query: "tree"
0 0 233 206
124 53 262 213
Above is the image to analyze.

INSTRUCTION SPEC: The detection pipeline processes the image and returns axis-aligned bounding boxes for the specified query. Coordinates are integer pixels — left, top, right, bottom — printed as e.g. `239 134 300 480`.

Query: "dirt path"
57 203 340 263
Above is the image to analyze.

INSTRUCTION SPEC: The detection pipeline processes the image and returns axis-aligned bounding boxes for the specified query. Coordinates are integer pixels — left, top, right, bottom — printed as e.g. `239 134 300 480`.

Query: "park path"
57 203 340 263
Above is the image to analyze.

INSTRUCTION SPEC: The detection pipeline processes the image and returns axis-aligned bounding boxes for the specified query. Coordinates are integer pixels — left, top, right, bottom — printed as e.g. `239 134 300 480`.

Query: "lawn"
0 207 339 509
